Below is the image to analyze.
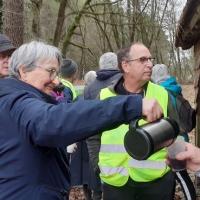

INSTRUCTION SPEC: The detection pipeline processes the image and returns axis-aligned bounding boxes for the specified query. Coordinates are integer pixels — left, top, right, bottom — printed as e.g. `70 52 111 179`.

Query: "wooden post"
194 41 200 196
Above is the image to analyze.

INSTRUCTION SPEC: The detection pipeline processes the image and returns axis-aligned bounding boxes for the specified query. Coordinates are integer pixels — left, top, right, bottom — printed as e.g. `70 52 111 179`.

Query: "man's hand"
142 98 163 122
175 143 200 172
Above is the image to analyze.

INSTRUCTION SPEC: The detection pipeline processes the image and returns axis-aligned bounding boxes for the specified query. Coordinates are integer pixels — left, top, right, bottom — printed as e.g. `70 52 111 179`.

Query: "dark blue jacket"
84 70 121 172
0 77 142 200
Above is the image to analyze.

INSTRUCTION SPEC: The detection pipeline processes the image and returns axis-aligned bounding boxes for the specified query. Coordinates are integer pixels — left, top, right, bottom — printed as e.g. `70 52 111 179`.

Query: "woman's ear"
18 65 27 81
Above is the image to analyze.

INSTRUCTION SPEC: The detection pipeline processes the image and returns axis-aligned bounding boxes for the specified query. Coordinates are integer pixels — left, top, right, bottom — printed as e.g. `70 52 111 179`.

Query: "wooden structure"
175 0 200 147
176 0 200 195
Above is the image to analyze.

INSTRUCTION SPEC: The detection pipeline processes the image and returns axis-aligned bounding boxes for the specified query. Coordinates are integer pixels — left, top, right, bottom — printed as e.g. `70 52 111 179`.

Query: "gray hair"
84 70 97 85
9 41 62 78
99 52 118 70
151 64 170 84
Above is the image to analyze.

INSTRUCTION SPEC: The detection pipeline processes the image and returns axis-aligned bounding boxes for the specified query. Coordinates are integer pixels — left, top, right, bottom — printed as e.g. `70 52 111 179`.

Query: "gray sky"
177 0 187 18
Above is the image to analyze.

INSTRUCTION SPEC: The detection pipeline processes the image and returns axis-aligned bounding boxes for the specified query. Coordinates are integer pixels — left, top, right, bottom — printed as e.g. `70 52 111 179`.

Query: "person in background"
0 34 15 78
151 63 196 200
59 58 78 156
68 140 92 200
59 59 79 131
60 58 78 102
85 52 120 200
84 70 97 86
60 59 92 200
84 52 121 100
151 64 189 141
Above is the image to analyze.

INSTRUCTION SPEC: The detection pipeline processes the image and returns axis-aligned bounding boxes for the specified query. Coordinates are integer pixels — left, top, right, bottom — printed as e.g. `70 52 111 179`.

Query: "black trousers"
103 171 175 200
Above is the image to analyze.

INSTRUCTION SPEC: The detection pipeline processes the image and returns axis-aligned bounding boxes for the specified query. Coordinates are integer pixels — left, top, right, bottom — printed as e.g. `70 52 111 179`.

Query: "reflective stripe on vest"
100 144 166 169
129 159 166 169
100 144 126 153
61 78 77 100
100 166 129 176
99 81 170 186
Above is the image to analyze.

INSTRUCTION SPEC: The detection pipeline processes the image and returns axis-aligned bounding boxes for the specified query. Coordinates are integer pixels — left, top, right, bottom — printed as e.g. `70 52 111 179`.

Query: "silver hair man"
84 70 97 85
9 41 62 78
151 64 170 84
99 52 118 70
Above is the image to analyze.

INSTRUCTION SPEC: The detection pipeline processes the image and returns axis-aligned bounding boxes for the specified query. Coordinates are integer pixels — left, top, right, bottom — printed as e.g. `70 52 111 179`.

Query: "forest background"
0 0 192 82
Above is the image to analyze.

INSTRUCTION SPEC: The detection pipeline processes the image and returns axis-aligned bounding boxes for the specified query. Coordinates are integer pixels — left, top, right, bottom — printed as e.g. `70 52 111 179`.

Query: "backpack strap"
167 90 196 133
175 170 196 200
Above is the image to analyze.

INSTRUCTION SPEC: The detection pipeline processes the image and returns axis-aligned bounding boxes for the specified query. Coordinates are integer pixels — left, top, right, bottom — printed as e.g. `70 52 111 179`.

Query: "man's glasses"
126 56 155 64
37 66 60 80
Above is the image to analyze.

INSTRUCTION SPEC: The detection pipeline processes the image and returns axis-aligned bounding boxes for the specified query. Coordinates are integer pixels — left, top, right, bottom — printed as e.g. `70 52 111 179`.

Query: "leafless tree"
53 0 68 46
20 0 191 80
62 0 92 55
3 0 24 47
0 0 3 32
30 0 43 39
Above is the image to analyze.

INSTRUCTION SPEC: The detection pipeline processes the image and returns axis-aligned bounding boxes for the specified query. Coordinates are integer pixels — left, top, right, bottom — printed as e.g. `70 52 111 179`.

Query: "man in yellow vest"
97 43 181 200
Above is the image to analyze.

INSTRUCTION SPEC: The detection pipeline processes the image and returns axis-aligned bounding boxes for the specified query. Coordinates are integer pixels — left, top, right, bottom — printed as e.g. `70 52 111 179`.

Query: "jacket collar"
107 74 148 95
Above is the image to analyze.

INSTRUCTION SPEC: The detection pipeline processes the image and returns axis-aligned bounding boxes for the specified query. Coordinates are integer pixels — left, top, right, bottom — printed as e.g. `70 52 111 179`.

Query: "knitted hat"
60 59 78 78
99 52 118 70
151 64 170 84
0 34 16 53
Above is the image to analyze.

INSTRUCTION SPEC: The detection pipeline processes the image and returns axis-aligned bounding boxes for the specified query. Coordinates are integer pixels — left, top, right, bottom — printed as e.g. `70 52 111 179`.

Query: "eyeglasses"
126 56 155 64
37 65 60 80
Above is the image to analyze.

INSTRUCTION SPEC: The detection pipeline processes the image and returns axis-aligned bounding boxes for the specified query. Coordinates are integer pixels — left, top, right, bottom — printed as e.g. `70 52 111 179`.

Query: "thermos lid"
124 128 153 160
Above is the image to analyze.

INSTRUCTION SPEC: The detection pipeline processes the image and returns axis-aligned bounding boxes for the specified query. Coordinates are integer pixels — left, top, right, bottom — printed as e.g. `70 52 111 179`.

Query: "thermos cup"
124 118 179 160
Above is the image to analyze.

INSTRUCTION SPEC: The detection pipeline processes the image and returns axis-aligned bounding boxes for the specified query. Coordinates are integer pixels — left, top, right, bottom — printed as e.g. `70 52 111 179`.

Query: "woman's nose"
52 76 60 85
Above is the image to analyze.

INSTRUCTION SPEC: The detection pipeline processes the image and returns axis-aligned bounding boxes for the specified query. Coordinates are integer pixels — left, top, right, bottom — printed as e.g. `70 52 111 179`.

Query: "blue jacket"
160 76 182 95
0 77 142 200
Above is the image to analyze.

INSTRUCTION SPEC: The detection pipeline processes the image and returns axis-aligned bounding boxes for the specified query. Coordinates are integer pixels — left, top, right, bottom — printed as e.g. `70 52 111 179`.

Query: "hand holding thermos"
142 98 163 122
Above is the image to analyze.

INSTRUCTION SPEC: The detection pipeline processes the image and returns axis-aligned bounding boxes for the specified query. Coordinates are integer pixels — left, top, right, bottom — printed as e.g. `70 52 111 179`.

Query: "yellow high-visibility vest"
99 81 170 186
61 79 77 100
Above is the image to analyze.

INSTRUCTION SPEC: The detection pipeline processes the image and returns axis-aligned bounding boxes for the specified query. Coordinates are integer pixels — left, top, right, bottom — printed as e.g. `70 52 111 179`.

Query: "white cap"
99 52 118 70
151 64 170 84
84 70 97 85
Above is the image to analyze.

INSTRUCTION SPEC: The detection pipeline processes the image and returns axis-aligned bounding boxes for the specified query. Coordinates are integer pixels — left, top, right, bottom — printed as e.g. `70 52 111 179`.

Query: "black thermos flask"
124 118 179 160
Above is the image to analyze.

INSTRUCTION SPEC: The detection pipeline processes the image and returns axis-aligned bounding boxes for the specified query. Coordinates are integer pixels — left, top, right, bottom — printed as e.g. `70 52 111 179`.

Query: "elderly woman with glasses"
0 41 163 200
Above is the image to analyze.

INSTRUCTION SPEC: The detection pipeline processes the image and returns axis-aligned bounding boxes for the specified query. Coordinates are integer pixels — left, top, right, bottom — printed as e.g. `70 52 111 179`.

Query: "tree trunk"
30 0 43 39
62 0 92 56
53 0 68 47
0 0 3 32
3 0 24 47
